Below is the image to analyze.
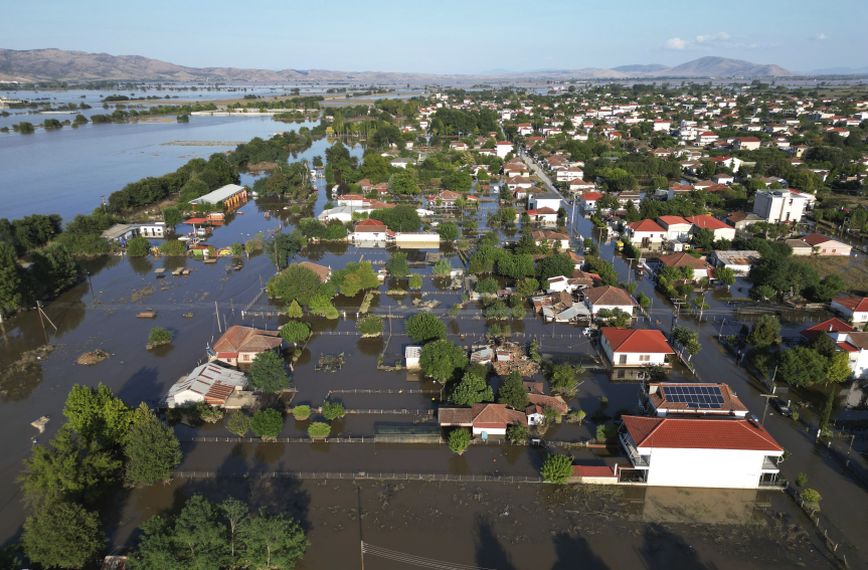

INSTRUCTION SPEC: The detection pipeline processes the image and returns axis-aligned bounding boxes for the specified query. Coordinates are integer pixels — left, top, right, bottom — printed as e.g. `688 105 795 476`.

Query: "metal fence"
173 470 543 483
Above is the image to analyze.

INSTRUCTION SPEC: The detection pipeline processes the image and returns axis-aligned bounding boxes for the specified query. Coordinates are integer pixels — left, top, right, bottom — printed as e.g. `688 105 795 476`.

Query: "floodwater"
0 111 863 568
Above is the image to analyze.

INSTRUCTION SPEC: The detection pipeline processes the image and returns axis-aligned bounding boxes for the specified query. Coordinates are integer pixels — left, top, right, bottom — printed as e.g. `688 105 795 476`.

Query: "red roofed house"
584 286 637 316
686 214 736 241
658 252 712 283
830 296 868 325
350 218 391 243
569 179 595 193
619 415 784 488
800 318 855 340
579 191 603 212
601 327 674 367
438 403 528 437
789 233 852 257
211 325 283 366
657 215 692 241
626 219 666 246
801 319 868 379
526 207 558 224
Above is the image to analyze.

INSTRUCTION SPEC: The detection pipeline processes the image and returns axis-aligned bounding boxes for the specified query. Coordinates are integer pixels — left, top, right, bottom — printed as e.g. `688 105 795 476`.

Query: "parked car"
771 398 792 417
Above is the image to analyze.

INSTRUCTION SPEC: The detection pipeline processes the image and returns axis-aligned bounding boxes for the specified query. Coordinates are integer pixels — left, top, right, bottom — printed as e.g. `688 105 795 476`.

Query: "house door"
619 354 627 365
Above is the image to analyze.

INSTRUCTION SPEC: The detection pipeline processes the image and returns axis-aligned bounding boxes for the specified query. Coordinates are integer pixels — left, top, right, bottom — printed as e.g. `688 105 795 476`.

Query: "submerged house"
211 325 283 366
166 362 248 408
438 403 527 437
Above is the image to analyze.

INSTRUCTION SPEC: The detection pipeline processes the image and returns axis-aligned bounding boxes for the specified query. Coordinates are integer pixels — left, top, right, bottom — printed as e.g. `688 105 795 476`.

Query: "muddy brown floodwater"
114 477 832 569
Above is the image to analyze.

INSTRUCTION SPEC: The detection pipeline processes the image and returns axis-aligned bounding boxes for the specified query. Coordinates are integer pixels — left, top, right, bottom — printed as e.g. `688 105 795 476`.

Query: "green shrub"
308 421 331 439
448 428 471 455
357 315 384 337
226 411 251 436
322 401 346 420
541 453 573 483
250 409 283 440
280 320 310 344
292 405 311 421
147 327 172 348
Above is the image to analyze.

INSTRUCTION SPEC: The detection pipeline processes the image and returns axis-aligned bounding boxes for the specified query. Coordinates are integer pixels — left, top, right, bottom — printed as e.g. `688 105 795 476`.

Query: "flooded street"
0 114 864 568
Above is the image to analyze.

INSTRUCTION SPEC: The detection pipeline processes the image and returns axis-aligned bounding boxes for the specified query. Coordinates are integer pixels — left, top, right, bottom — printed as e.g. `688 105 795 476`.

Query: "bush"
308 421 331 439
280 320 310 344
322 401 346 420
408 274 423 290
226 411 251 436
292 405 312 421
126 236 151 257
286 300 303 318
147 327 172 348
251 409 283 440
795 472 808 487
198 404 224 424
800 488 822 512
357 315 384 337
506 424 528 445
541 453 573 483
448 428 471 455
406 312 446 343
160 239 186 256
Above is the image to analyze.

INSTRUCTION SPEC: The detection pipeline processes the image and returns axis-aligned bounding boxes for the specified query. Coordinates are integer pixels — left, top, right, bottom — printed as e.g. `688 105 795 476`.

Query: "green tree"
549 363 582 396
220 498 248 561
308 421 331 439
388 170 421 195
448 428 471 455
0 242 22 316
438 222 460 242
449 364 494 406
506 424 529 444
308 293 339 319
251 409 284 440
714 266 736 288
357 315 384 336
386 251 410 278
286 300 304 318
62 383 132 446
172 495 231 568
280 321 310 344
266 265 324 306
162 207 182 229
322 401 346 420
371 205 421 231
408 273 423 290
237 513 309 570
433 257 452 277
420 339 468 384
20 425 122 507
22 501 104 570
124 403 181 485
536 252 574 280
406 312 447 343
249 351 289 393
497 372 529 410
331 261 379 297
748 314 781 349
672 326 701 358
541 453 573 484
126 236 151 257
779 347 828 387
147 327 173 348
226 411 251 437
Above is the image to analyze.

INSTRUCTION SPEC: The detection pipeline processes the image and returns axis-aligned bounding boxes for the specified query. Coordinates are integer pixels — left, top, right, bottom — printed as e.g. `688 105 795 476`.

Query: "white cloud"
695 32 730 44
664 37 688 50
812 32 828 41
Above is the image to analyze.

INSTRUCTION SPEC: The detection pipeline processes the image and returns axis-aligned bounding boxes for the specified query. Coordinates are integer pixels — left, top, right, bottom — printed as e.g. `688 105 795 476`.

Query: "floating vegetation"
76 349 109 366
316 353 345 373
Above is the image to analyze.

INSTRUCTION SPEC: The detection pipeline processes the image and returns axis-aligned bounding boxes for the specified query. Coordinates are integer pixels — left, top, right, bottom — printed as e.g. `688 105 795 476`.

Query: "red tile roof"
628 219 665 233
686 214 733 231
622 415 783 452
354 218 388 232
581 191 603 200
833 296 868 312
212 325 282 356
585 285 636 307
659 252 709 270
801 318 855 339
657 215 691 226
602 328 673 354
801 233 835 246
571 465 616 478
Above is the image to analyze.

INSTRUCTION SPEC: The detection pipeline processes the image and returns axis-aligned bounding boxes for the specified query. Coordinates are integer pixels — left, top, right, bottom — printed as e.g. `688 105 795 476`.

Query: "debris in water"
316 353 345 373
76 349 109 366
31 416 49 433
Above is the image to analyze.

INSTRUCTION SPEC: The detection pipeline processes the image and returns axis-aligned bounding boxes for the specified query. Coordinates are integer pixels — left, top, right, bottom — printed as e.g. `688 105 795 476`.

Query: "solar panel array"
662 385 725 409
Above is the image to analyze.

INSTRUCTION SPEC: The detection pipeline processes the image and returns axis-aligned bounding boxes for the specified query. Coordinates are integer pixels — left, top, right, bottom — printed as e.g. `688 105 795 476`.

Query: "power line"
361 542 496 570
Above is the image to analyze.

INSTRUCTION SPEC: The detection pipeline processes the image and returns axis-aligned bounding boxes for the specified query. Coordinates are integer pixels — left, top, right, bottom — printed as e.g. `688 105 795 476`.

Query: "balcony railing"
619 432 649 468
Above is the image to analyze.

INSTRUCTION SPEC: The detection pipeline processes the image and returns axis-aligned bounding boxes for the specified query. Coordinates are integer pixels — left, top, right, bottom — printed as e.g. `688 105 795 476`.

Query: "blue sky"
5 0 867 73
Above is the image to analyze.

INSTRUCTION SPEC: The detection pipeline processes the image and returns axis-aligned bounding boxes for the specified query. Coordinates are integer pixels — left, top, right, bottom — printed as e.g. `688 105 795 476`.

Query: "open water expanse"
0 110 864 568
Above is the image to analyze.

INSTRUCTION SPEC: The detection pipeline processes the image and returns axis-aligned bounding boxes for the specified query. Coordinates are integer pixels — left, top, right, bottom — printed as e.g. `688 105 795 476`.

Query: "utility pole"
215 301 222 333
718 316 726 338
759 387 777 426
356 485 365 570
35 300 57 345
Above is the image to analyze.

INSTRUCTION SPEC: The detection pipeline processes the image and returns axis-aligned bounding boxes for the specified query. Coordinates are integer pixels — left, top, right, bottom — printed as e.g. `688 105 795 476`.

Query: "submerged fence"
173 471 542 483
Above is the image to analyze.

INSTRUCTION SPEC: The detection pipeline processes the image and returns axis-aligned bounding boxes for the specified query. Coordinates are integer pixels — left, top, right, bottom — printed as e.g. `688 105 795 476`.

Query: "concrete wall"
642 446 780 489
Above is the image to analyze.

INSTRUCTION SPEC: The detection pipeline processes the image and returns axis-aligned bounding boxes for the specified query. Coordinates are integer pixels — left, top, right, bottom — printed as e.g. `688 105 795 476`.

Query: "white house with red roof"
686 214 736 241
569 179 595 194
656 215 692 241
584 286 637 316
658 252 713 283
438 403 528 437
350 218 392 243
626 219 666 246
619 415 784 489
830 296 868 325
600 328 674 367
579 191 603 212
789 233 852 257
526 207 558 224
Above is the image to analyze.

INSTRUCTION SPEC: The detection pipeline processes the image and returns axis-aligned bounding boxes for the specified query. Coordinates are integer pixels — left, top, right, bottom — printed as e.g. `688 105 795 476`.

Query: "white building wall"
641 447 779 489
611 351 668 367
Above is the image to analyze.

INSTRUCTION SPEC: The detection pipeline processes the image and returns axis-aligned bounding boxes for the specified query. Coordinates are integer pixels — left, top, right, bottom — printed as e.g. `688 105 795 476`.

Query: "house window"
639 354 651 362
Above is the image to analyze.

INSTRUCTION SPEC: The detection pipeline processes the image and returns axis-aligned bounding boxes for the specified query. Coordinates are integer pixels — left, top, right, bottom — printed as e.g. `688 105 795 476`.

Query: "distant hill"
654 56 792 78
0 49 802 84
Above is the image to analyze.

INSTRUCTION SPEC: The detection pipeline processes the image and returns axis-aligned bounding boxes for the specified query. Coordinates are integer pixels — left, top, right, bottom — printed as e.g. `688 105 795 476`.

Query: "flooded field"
109 478 832 569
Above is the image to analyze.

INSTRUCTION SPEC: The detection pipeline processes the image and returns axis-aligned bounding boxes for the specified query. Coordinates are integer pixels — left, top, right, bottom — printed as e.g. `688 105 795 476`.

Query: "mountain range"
0 48 821 84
